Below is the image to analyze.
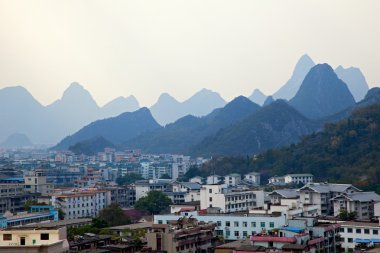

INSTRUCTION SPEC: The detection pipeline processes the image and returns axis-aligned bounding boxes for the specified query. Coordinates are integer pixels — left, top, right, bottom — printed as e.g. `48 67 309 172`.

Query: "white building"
340 221 380 252
200 184 264 213
244 172 260 185
172 182 201 202
51 189 108 220
331 191 380 220
154 211 286 240
224 174 241 187
171 155 191 180
206 175 221 185
134 179 172 200
284 174 313 185
189 176 203 184
298 183 361 216
268 176 286 185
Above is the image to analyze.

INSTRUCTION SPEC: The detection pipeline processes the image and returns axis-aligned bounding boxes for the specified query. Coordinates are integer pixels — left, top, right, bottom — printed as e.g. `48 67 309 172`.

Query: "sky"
0 0 379 107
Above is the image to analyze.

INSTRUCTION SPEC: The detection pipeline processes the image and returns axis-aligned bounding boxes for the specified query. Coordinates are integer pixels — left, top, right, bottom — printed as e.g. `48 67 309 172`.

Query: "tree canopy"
134 191 172 214
116 173 143 186
97 203 131 226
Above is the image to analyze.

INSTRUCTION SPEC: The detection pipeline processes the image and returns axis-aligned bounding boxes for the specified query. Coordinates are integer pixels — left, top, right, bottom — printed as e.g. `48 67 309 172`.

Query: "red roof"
250 236 296 243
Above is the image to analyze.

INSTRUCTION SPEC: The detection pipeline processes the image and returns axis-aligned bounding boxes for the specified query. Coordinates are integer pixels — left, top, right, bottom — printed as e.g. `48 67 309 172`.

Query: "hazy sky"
0 0 379 107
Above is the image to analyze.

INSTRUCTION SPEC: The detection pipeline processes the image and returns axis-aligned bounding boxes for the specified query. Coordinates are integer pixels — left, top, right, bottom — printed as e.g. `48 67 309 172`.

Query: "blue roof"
281 227 304 233
353 238 380 244
3 177 24 181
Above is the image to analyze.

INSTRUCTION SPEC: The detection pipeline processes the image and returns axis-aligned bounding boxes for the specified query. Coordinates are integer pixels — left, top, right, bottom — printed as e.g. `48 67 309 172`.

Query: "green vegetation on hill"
250 102 380 192
188 101 380 193
69 136 115 155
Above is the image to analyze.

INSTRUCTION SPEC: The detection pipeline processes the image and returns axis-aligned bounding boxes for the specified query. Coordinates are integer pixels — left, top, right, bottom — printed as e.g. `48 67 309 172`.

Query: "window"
347 228 353 233
356 228 361 234
226 230 230 236
234 221 239 227
3 234 12 241
340 228 344 233
243 231 248 237
373 229 379 235
348 238 353 243
158 220 163 224
209 189 212 193
226 221 230 227
209 197 212 201
260 222 265 228
40 233 49 240
234 231 239 237
217 221 222 226
364 229 370 234
243 221 247 227
269 222 274 228
251 222 256 227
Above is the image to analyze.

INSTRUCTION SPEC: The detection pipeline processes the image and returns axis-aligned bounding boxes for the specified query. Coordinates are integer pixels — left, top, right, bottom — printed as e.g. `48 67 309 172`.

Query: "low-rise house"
172 181 201 202
244 172 261 185
207 175 222 185
268 176 286 186
284 173 313 185
189 176 203 184
224 173 241 187
268 189 300 205
0 226 69 252
331 191 380 220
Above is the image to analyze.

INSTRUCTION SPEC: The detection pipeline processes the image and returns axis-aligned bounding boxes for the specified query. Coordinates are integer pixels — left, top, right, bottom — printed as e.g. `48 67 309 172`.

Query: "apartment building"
331 191 380 220
155 211 286 241
340 221 380 252
0 181 40 214
51 189 107 220
200 184 264 213
24 169 54 196
298 183 361 216
134 179 172 200
172 182 202 202
146 219 216 253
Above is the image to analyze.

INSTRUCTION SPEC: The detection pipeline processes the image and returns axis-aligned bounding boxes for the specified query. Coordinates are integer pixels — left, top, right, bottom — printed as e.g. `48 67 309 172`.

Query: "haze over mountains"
54 58 377 157
0 54 372 148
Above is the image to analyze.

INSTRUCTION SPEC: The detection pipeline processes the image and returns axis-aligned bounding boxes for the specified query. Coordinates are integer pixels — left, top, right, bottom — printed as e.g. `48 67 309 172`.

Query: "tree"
116 173 143 186
160 173 171 179
97 203 131 226
134 190 172 214
58 208 65 220
339 210 357 221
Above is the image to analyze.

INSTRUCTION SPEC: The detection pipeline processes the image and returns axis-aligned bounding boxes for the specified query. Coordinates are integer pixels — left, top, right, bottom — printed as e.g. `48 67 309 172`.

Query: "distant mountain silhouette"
46 82 100 142
289 64 356 119
0 86 46 144
100 95 140 119
273 54 315 100
53 107 161 150
69 136 115 155
263 96 275 106
0 133 33 148
150 89 226 125
126 96 260 153
191 100 316 156
0 83 141 145
335 65 369 102
249 89 267 105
